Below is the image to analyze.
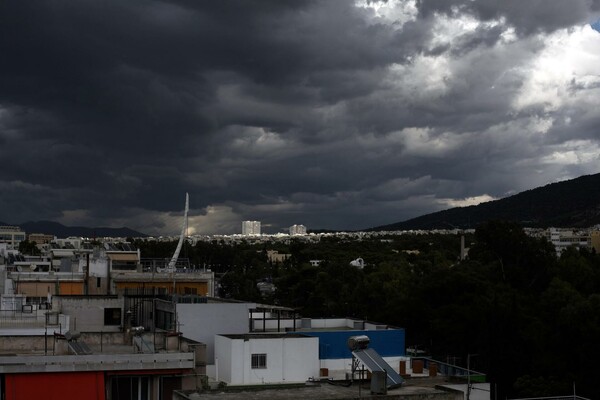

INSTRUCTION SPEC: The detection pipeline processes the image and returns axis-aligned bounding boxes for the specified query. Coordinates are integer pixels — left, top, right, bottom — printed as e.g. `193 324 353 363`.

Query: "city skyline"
2 1 600 236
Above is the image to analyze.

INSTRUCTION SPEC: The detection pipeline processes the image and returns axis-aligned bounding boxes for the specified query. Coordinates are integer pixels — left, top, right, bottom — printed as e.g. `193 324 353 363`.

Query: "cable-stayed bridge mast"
167 192 189 271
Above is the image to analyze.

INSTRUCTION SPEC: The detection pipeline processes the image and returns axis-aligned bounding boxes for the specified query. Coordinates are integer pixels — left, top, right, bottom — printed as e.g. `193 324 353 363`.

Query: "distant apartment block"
289 224 307 235
546 227 591 256
0 226 26 248
242 220 261 235
27 233 55 245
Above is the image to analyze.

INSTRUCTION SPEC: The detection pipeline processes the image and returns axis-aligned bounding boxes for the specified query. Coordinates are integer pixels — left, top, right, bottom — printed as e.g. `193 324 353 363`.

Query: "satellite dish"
30 264 37 271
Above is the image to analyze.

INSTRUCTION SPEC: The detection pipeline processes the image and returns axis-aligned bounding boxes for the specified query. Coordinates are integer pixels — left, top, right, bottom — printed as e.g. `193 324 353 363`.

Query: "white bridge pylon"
167 192 189 271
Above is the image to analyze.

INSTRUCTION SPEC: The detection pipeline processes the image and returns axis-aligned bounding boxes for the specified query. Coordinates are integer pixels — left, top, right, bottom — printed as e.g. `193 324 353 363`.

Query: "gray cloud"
416 0 600 35
1 1 600 234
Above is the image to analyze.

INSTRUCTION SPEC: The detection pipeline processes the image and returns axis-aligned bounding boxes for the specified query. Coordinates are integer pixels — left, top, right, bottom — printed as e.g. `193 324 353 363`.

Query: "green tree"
18 240 40 256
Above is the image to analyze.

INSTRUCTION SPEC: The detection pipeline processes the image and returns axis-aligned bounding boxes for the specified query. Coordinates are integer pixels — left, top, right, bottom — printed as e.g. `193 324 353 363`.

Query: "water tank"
347 335 370 350
64 330 81 341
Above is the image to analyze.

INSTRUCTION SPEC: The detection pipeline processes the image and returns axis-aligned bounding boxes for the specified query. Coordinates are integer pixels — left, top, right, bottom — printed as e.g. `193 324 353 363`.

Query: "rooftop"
220 333 311 340
181 376 460 400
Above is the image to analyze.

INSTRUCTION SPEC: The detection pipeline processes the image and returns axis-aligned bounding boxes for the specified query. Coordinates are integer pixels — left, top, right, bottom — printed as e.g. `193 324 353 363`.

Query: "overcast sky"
1 1 600 235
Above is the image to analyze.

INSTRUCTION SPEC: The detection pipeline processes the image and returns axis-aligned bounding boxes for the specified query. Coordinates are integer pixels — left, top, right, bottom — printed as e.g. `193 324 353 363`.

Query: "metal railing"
508 396 591 400
0 309 63 328
415 357 486 381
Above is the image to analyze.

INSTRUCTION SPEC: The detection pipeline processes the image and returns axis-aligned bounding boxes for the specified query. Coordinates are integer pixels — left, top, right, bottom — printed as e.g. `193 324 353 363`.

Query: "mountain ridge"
0 220 147 238
371 172 600 231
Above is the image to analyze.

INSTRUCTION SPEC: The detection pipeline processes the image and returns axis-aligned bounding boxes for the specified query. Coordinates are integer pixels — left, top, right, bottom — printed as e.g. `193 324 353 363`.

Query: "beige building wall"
16 281 84 297
27 233 55 244
592 231 600 253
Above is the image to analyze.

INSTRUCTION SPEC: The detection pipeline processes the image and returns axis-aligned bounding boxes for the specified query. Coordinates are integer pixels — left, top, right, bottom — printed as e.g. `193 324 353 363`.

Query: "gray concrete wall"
177 303 255 363
53 296 123 332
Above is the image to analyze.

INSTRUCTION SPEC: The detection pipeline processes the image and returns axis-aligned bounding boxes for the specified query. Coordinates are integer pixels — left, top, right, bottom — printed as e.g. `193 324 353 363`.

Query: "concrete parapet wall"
0 352 195 373
0 335 48 354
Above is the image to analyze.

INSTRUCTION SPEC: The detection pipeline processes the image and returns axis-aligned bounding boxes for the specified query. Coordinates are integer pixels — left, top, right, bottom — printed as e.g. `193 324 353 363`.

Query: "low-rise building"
250 316 405 381
266 250 290 264
215 333 319 385
0 294 206 400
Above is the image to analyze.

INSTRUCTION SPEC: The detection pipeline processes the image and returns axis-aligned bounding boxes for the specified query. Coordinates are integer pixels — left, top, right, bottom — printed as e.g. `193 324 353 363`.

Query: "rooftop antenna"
167 193 189 272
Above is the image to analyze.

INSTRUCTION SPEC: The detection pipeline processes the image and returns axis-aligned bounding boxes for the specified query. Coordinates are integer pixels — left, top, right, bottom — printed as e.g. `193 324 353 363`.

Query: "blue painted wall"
295 330 405 359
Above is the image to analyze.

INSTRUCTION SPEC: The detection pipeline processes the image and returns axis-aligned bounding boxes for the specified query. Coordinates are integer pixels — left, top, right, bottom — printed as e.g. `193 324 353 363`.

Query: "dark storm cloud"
416 0 600 35
1 1 599 234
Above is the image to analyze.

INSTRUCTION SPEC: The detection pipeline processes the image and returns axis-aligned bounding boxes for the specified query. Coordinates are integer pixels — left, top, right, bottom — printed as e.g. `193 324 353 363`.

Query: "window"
184 287 197 295
104 308 122 326
96 277 101 288
155 310 174 331
251 353 267 369
111 376 149 400
46 312 59 325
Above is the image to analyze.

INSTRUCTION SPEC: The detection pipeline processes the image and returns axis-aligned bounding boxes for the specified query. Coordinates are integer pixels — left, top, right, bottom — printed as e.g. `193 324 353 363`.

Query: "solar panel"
352 348 404 388
121 243 135 251
133 336 155 354
68 341 93 355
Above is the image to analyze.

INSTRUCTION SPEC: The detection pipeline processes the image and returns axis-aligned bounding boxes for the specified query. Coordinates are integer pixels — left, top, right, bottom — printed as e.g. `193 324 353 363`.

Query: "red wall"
5 371 105 400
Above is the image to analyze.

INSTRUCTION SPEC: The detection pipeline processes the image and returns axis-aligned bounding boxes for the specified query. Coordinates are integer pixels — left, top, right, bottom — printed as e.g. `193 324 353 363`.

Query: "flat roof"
220 333 312 340
185 377 456 400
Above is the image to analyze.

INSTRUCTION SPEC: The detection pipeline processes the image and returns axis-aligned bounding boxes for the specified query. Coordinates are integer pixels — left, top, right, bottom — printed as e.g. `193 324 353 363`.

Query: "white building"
214 333 319 385
0 226 26 249
249 317 406 380
242 221 261 236
289 224 307 235
176 302 257 363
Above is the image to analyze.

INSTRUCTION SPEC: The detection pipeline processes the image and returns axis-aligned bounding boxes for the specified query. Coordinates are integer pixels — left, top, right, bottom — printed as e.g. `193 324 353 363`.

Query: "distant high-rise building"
242 221 261 235
289 224 307 235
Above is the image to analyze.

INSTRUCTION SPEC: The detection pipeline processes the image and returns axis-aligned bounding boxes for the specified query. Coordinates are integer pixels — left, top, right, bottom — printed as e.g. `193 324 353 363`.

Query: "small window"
104 308 122 326
96 277 102 288
251 353 267 369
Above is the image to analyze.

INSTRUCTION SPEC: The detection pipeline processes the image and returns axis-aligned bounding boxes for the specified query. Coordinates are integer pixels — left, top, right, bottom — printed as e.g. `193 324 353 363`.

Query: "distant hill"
16 221 147 238
371 173 600 231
